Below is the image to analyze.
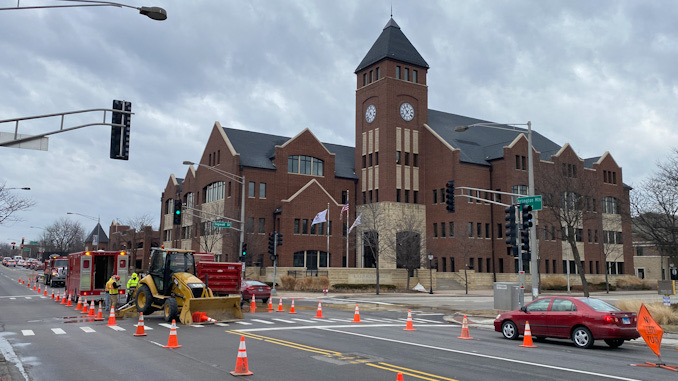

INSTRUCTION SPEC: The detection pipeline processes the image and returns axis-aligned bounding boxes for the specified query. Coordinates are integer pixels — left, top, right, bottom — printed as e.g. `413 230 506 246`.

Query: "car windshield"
246 281 268 287
580 298 621 312
54 260 68 267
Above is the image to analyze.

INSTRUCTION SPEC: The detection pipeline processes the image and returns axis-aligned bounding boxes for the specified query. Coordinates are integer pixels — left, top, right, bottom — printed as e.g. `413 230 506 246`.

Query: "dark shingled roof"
223 128 357 180
85 223 109 245
355 18 429 73
584 156 601 168
426 109 563 166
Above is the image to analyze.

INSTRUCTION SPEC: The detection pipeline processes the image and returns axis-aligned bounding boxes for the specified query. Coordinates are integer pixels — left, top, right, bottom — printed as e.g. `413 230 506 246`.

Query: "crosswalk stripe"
190 324 204 328
271 318 295 324
51 328 66 335
326 318 350 322
80 327 96 333
158 323 173 329
10 297 16 300
21 330 34 336
24 297 31 300
215 323 230 327
108 326 126 331
293 318 318 323
235 321 252 325
250 319 274 325
413 318 441 324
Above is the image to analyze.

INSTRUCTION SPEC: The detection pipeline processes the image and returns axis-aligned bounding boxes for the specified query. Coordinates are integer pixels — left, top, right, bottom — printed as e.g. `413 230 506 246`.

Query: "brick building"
107 221 160 272
160 18 633 278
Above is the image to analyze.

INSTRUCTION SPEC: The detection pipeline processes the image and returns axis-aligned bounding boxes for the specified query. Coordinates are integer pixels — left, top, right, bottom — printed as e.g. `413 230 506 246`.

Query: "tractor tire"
136 284 157 315
163 297 178 322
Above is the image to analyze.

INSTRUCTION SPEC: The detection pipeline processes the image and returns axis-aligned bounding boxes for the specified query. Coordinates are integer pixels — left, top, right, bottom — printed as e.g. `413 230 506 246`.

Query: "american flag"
340 203 349 220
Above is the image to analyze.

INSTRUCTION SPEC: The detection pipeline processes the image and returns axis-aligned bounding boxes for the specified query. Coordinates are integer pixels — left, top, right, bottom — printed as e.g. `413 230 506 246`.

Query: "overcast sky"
1 0 677 247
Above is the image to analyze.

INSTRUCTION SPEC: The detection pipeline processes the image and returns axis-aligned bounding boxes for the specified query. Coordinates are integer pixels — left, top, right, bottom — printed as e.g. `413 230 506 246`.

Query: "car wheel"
571 326 594 349
136 284 157 315
501 320 519 340
604 338 624 348
163 298 178 322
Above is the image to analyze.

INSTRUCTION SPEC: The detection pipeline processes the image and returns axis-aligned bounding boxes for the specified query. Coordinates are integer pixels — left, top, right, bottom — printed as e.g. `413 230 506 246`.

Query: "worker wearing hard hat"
105 275 121 311
127 273 139 303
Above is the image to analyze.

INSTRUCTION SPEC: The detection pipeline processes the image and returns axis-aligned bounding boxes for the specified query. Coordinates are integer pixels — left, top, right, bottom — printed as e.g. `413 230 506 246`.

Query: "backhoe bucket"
179 296 243 325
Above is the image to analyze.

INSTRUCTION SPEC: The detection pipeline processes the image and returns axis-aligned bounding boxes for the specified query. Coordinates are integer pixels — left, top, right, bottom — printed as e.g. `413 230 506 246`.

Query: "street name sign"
213 221 231 228
517 195 543 211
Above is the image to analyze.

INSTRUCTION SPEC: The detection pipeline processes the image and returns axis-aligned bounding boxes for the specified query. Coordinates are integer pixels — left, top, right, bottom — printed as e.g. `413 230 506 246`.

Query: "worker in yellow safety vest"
126 273 139 303
105 275 120 311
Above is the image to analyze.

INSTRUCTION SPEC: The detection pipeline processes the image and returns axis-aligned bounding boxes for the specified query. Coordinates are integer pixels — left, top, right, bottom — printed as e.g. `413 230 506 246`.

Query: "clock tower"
354 18 429 268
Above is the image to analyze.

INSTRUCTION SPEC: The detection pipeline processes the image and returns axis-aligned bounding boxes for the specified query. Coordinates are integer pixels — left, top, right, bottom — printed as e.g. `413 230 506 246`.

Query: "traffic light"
520 229 530 253
173 199 182 225
110 100 131 160
521 251 531 262
276 232 283 246
521 204 533 230
268 232 276 256
241 243 247 257
505 206 518 257
21 237 24 250
445 180 455 213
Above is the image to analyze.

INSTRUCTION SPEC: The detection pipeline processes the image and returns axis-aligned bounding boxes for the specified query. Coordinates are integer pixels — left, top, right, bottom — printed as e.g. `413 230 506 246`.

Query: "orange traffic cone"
37 285 41 294
60 291 67 305
107 306 117 326
66 294 72 307
43 288 47 296
403 310 416 331
18 278 22 284
277 297 284 312
396 373 404 381
163 319 181 348
230 336 253 376
520 321 537 348
74 296 82 310
457 315 473 339
134 313 147 336
352 304 361 323
88 300 95 317
289 299 297 314
314 301 325 318
267 298 273 312
50 289 54 299
55 291 60 302
95 301 103 321
33 284 36 291
250 297 256 313
81 297 88 312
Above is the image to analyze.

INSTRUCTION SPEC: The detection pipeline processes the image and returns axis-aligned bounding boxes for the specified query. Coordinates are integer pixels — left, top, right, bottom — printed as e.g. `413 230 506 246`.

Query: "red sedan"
241 280 271 304
494 296 639 348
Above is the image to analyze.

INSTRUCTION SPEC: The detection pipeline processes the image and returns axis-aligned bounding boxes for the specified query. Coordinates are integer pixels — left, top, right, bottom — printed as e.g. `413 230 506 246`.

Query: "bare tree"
0 181 35 225
601 214 626 293
632 149 678 266
0 242 12 257
356 203 387 295
379 207 425 290
537 168 600 297
121 214 155 271
40 218 85 254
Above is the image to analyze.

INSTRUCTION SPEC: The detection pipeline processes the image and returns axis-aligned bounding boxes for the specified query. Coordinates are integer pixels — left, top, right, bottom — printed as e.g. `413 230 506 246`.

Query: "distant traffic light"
276 232 283 246
505 206 518 257
173 199 182 225
268 232 276 256
521 204 533 230
21 237 25 250
241 243 247 257
520 229 530 253
445 181 455 213
110 100 131 160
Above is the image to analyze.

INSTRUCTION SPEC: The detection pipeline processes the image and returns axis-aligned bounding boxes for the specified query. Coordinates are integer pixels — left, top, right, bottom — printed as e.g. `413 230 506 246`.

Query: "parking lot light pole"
455 121 539 300
183 161 245 263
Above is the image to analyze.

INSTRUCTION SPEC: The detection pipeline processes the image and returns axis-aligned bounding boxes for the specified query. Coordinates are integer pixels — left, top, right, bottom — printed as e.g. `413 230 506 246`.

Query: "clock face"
365 104 376 123
400 102 414 121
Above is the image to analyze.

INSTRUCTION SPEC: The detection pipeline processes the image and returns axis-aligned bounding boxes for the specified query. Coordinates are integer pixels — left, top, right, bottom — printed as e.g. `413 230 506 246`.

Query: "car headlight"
495 314 502 320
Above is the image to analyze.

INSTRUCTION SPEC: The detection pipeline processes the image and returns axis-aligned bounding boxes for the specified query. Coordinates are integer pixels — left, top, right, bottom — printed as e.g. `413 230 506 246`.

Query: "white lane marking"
134 325 153 330
413 318 442 324
297 318 321 323
158 323 173 329
319 328 641 381
21 330 34 336
51 328 66 335
149 341 164 347
24 297 31 300
327 298 395 306
80 327 96 333
108 326 126 331
416 313 445 316
326 318 351 322
271 318 295 324
215 323 230 327
10 297 15 300
235 324 455 332
0 332 31 380
190 324 204 328
235 321 252 325
251 319 274 325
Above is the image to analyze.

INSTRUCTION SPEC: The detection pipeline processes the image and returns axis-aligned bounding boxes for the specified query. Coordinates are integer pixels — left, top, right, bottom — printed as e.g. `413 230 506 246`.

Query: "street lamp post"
183 161 245 263
428 253 434 294
6 187 31 190
0 0 167 20
67 212 100 250
455 121 539 300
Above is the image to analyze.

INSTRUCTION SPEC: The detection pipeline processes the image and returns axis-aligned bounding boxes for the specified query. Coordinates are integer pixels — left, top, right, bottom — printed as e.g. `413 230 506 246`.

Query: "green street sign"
23 248 30 252
517 195 543 211
29 241 38 245
213 221 231 228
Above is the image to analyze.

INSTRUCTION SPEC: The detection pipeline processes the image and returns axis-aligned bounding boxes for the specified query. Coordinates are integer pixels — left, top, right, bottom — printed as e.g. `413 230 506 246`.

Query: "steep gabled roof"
222 127 357 180
355 18 429 73
426 109 563 166
85 223 109 245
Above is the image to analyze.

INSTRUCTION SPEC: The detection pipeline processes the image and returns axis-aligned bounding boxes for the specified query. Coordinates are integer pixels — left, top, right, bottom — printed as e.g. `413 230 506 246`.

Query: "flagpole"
326 202 330 268
346 189 349 268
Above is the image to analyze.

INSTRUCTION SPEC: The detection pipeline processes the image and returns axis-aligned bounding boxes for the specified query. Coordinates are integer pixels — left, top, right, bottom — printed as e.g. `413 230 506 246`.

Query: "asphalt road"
2 265 678 381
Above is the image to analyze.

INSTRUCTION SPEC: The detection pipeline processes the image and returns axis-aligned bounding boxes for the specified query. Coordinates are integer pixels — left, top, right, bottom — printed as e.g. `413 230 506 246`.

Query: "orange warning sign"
637 303 663 357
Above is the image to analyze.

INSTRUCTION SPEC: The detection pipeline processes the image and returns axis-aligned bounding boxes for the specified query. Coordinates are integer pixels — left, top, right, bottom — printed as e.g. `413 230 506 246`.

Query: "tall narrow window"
412 70 417 83
375 67 380 80
404 68 409 81
396 66 401 79
259 183 266 198
248 181 255 197
363 73 367 86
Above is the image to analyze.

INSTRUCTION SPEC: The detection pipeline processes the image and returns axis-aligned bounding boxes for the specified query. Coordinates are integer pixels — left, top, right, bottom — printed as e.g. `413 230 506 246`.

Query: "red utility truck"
196 261 242 296
43 256 68 287
65 251 129 301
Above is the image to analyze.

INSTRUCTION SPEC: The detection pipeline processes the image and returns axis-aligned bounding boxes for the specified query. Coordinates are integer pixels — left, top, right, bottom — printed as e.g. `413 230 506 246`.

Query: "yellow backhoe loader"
119 248 242 324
